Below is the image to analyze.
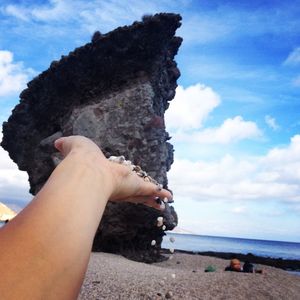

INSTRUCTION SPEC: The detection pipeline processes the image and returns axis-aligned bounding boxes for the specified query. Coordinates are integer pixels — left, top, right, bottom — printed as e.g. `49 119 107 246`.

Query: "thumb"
54 137 70 157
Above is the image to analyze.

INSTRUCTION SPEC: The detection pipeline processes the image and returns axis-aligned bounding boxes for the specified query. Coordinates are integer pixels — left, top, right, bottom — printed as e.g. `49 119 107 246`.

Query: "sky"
0 0 300 242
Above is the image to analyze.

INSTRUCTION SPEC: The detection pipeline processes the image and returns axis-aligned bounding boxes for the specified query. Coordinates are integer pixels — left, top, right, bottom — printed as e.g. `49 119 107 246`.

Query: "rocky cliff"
1 13 182 262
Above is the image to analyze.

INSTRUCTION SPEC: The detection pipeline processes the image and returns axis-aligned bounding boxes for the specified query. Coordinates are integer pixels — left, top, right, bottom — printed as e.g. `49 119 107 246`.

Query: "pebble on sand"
171 273 176 279
165 291 173 298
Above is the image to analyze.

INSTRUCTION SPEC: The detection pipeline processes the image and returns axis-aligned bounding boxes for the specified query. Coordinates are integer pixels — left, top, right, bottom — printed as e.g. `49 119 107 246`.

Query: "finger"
120 195 166 210
135 180 173 200
54 137 71 157
54 137 65 152
126 197 166 211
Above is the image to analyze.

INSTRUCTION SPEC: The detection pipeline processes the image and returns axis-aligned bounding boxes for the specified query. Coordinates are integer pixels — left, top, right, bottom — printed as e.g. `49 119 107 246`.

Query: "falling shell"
157 216 163 227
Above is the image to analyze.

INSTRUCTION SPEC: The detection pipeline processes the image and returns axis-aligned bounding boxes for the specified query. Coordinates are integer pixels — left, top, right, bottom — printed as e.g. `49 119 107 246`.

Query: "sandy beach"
79 252 300 300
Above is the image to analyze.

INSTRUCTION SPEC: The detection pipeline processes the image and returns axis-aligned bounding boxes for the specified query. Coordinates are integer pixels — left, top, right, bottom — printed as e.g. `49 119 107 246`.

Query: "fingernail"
163 197 168 203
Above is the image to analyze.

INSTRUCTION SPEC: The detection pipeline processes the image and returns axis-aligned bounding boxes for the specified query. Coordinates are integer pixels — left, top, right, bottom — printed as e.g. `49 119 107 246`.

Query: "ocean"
2 222 300 261
162 232 300 260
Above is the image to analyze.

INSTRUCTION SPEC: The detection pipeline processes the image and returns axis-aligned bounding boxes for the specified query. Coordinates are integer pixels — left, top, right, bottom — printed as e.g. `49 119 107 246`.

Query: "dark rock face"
1 13 182 262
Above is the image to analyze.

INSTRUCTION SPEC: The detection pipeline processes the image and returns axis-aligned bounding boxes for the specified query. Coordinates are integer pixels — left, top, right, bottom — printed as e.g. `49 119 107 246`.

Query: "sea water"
162 232 300 260
2 221 300 260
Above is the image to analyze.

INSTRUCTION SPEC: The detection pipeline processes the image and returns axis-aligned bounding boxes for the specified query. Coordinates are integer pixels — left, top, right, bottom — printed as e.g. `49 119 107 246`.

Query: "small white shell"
119 156 125 162
151 240 156 246
157 217 163 227
108 156 118 162
162 225 166 230
171 273 176 279
169 248 174 253
122 160 132 166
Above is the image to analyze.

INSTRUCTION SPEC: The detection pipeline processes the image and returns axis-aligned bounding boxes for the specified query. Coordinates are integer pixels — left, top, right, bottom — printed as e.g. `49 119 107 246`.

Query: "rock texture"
1 13 182 262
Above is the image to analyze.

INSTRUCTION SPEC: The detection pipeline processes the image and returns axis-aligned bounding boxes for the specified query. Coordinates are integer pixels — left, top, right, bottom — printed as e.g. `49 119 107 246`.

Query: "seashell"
122 160 132 166
169 248 174 253
169 237 175 243
118 155 125 163
162 225 166 230
157 217 163 227
151 240 156 246
108 156 118 162
171 273 176 279
133 165 141 172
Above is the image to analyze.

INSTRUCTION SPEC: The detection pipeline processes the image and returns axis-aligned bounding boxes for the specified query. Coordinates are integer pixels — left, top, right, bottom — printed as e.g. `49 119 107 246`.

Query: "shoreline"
80 252 300 299
161 248 300 271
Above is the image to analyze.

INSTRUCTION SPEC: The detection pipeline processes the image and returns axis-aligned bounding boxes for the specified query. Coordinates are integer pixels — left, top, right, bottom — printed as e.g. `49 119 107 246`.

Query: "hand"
54 136 172 210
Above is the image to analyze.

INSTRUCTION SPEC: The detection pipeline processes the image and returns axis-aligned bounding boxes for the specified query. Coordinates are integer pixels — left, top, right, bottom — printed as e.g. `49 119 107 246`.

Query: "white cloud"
4 4 30 21
231 206 247 214
0 50 34 97
169 135 300 207
165 84 220 130
3 0 75 22
265 115 279 130
2 0 162 33
0 133 31 201
166 84 262 145
174 116 262 144
284 47 300 66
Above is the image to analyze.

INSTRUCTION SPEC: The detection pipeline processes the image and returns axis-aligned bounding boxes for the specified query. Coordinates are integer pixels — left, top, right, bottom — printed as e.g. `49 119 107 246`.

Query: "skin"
0 136 172 299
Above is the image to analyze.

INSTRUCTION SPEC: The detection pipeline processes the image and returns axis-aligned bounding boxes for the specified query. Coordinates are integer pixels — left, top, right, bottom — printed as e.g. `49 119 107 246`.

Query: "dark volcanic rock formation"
1 13 182 262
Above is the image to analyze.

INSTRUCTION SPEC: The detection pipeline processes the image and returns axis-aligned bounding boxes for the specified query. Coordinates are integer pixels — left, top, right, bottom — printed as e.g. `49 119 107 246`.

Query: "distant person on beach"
225 259 264 274
225 258 242 272
0 136 172 299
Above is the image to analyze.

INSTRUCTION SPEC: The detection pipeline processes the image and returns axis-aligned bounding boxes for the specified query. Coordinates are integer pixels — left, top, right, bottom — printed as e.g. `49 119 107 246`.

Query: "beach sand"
79 252 300 300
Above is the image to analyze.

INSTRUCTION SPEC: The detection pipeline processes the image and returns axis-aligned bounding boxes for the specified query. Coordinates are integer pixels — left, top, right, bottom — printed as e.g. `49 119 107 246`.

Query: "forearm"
0 151 111 299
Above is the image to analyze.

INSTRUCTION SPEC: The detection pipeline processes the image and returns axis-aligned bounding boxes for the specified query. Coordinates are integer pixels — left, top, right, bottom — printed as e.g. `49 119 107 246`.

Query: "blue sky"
0 0 300 242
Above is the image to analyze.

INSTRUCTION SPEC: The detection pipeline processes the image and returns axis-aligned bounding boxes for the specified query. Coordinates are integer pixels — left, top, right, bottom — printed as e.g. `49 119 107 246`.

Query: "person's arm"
0 136 172 300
